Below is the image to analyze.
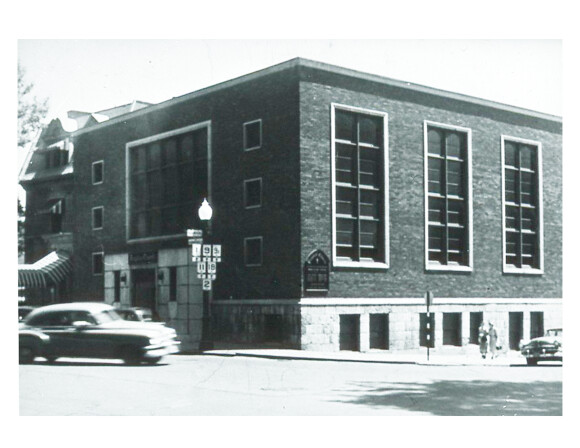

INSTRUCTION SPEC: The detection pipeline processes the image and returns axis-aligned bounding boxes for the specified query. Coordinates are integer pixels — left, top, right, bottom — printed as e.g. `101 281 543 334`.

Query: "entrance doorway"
509 312 524 350
443 313 462 346
530 312 544 339
470 312 483 344
132 269 156 316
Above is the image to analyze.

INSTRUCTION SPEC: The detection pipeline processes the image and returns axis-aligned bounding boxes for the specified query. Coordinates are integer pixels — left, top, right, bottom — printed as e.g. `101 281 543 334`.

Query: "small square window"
92 206 104 230
244 237 263 266
243 120 262 151
93 252 104 276
244 178 262 208
92 160 104 184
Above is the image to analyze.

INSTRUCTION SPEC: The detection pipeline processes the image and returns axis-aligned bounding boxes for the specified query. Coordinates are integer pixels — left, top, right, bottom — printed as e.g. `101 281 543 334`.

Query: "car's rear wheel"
526 358 538 366
19 345 36 364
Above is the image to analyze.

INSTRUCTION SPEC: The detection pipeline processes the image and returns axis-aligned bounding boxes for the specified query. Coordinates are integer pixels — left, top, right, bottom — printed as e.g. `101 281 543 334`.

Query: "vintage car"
19 302 180 365
520 328 562 365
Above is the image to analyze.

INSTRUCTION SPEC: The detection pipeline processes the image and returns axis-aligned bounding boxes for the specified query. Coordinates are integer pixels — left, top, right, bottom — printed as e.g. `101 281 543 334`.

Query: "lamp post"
198 198 213 351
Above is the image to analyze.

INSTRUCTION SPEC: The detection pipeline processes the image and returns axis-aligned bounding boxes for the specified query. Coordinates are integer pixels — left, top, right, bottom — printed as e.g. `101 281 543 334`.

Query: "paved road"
19 354 562 416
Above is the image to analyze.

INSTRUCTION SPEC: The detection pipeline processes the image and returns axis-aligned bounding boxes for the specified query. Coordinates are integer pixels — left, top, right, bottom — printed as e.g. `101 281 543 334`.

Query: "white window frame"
244 236 263 267
92 160 104 185
125 121 212 243
331 103 390 270
92 206 104 230
243 177 263 209
92 251 104 276
243 119 262 151
501 135 544 275
423 120 473 272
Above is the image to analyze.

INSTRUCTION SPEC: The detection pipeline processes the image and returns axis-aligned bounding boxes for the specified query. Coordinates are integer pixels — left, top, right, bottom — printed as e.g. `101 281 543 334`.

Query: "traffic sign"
197 261 207 274
202 245 212 257
208 261 217 274
187 229 203 238
202 279 212 291
192 243 202 257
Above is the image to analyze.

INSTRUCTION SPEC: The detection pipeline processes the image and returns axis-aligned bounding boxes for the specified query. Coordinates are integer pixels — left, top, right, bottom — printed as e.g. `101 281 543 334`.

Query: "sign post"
425 290 434 361
188 227 222 350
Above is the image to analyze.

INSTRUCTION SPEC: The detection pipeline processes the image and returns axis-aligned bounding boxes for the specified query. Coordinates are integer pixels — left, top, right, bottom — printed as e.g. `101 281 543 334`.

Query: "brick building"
19 58 562 352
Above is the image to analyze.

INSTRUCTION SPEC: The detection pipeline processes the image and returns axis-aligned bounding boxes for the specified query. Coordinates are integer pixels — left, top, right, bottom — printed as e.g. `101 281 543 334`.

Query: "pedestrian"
478 321 488 359
488 322 498 359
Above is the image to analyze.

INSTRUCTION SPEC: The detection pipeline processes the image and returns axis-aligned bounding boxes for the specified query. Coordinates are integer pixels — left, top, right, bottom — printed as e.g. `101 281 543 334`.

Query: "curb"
201 350 522 367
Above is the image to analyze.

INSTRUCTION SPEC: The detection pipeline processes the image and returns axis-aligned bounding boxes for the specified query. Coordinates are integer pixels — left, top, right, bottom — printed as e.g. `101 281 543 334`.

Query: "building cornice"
70 57 561 138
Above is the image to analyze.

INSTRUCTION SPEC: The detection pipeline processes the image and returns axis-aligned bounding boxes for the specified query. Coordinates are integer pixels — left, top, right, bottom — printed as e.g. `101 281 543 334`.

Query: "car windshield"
93 309 122 324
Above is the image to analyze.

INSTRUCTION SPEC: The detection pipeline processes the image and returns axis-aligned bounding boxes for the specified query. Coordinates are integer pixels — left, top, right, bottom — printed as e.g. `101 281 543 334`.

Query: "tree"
18 64 49 261
18 64 49 149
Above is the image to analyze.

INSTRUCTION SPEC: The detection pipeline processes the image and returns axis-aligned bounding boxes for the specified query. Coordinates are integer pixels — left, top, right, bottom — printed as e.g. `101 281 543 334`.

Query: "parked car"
520 328 562 365
19 302 180 365
116 307 155 322
19 306 36 322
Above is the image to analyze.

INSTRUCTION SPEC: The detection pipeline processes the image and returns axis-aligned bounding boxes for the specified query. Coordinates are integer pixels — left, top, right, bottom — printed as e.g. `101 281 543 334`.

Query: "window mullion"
515 144 523 268
443 132 449 264
355 118 361 262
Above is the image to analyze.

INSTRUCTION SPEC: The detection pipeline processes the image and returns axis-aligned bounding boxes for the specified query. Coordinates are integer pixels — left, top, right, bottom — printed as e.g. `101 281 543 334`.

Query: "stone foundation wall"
300 299 562 352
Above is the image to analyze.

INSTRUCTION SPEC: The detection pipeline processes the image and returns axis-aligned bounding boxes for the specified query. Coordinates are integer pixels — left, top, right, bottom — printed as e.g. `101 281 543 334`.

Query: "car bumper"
521 348 562 361
142 341 181 358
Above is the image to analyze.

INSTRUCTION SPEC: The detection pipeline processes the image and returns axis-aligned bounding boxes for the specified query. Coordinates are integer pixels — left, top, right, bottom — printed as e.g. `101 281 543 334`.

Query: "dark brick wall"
23 177 74 263
71 69 302 301
299 79 562 299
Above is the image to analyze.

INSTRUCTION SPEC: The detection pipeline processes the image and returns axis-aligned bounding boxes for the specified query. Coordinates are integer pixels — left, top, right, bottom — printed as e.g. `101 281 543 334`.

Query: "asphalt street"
19 354 562 416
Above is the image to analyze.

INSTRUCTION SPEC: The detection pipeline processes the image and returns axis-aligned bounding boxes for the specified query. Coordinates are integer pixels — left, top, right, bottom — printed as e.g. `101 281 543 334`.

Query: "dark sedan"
520 328 562 365
19 302 180 365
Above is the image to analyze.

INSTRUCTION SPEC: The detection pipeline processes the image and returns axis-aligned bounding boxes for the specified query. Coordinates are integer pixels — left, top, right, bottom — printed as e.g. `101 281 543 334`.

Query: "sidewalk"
204 344 527 366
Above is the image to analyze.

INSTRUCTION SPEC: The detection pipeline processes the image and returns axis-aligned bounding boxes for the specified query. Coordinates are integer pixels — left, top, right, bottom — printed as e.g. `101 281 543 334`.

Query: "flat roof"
73 57 561 137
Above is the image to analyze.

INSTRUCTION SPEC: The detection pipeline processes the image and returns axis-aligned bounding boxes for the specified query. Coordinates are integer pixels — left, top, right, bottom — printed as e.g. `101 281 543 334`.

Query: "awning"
18 251 72 288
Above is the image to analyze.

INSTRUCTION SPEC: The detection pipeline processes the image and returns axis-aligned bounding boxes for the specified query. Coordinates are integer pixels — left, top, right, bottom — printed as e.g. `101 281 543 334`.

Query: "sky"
18 39 562 123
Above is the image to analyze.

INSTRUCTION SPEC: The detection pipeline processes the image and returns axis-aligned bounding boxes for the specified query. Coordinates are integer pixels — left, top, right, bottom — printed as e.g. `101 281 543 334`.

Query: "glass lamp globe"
198 198 213 221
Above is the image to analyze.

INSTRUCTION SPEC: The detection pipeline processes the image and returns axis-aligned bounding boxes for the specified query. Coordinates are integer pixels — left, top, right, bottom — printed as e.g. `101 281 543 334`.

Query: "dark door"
370 314 389 349
339 315 360 351
470 312 483 344
530 312 544 339
443 313 461 346
132 269 156 315
509 312 524 350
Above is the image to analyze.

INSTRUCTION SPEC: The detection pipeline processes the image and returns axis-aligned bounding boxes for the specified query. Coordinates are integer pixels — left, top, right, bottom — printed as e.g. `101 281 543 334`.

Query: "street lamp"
198 198 213 351
198 198 213 222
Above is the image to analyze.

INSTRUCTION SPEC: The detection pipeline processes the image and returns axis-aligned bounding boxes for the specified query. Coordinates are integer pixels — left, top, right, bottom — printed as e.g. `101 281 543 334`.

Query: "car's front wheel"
19 345 36 364
526 357 538 366
144 356 162 365
120 346 142 365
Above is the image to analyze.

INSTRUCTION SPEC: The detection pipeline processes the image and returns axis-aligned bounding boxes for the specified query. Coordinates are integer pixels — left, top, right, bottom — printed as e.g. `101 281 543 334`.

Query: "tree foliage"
18 64 49 150
18 64 49 260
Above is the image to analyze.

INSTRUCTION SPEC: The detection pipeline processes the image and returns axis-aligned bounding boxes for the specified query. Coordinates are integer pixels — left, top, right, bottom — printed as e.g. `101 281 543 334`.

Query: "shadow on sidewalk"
330 379 562 416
